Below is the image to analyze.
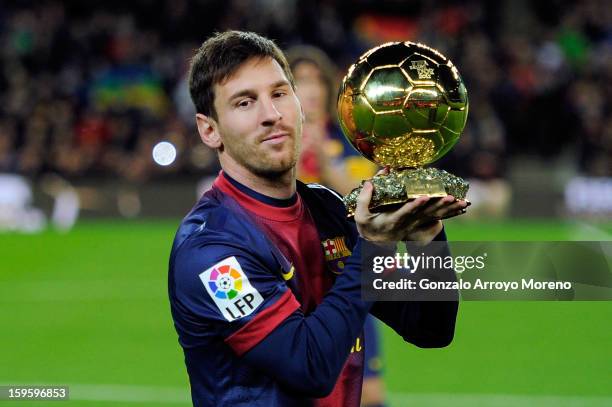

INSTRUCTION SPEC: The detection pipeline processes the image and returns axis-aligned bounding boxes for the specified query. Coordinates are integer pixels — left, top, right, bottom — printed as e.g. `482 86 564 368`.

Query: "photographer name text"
372 278 573 291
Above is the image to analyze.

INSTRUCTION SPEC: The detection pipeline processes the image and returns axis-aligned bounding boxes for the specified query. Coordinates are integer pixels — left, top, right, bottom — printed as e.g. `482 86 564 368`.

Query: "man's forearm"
242 238 375 397
370 227 459 347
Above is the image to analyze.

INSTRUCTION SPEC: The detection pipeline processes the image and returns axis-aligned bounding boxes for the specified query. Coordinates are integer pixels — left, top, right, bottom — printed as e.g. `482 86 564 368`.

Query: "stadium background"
0 0 610 406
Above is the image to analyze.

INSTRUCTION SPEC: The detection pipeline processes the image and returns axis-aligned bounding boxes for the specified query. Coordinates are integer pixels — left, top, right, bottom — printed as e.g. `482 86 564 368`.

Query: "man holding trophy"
169 30 468 406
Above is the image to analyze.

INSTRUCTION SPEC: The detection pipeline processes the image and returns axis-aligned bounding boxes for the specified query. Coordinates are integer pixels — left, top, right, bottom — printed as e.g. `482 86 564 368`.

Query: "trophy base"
343 167 469 216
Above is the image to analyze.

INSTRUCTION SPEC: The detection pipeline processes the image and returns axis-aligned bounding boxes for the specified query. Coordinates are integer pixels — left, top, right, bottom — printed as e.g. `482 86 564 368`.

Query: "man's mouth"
262 132 290 144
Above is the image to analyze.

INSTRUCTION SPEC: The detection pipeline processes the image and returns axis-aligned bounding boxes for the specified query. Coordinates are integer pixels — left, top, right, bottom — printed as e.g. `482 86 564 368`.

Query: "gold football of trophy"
338 41 469 216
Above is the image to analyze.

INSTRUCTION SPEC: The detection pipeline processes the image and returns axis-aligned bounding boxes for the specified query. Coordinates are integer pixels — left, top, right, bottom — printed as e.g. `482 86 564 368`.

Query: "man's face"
212 57 303 178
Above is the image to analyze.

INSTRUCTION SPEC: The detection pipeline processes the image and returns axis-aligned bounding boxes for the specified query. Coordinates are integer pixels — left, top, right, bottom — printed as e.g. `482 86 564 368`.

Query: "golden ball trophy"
338 42 469 216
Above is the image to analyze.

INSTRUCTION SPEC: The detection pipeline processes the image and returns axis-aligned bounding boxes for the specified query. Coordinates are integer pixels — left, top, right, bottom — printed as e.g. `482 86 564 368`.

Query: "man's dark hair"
189 31 295 120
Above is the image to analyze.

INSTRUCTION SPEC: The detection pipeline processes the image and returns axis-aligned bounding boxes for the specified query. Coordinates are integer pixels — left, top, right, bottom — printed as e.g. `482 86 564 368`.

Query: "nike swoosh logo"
281 265 295 281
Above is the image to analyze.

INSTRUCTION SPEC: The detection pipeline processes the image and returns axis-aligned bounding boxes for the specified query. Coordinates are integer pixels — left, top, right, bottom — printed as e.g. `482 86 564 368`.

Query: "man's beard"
244 150 298 179
229 135 301 180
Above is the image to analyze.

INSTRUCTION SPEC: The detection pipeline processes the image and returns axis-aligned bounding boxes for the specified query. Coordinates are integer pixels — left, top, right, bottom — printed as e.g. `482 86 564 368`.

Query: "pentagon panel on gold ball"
337 41 470 216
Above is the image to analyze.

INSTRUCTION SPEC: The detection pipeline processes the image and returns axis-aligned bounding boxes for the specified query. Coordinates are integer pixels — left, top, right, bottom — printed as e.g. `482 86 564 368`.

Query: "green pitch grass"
0 219 611 406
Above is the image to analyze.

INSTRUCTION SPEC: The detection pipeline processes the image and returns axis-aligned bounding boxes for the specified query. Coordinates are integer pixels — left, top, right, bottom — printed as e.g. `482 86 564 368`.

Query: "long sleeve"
370 228 459 348
241 238 375 397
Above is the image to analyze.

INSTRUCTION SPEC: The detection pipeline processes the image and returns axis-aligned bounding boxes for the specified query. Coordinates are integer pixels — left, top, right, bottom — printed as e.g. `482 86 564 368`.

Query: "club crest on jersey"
199 256 263 322
321 236 352 274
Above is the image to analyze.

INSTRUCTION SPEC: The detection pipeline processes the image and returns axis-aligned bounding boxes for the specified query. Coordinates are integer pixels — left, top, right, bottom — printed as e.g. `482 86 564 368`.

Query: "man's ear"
196 113 222 149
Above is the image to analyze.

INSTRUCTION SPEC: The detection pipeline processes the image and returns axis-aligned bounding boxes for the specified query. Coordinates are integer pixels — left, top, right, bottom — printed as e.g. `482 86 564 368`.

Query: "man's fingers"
440 208 467 220
390 196 430 222
423 197 468 218
374 166 390 177
354 181 374 221
437 201 468 216
420 195 455 215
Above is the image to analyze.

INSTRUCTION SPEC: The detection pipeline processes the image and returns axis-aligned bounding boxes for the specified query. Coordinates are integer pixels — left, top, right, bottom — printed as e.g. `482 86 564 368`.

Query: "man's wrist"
403 221 444 246
359 236 397 250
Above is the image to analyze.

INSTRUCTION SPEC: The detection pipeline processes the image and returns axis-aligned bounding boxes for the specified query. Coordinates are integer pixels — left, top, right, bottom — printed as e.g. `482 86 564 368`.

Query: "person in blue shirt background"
287 45 387 407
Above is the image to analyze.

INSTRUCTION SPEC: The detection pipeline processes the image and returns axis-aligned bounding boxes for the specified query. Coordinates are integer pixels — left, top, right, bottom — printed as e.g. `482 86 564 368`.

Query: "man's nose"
259 97 282 126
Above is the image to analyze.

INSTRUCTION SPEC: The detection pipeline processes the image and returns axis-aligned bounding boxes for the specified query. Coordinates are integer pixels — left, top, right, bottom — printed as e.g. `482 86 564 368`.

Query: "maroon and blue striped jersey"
168 171 458 406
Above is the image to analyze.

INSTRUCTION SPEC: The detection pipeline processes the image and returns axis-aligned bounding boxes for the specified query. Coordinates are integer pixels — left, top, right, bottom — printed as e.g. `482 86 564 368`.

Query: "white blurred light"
565 177 612 214
152 141 177 166
537 42 564 71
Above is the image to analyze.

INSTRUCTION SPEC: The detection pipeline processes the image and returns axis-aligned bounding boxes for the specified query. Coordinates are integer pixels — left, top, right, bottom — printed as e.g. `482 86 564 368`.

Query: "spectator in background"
287 45 387 407
442 96 512 218
0 118 19 173
0 0 610 218
287 45 377 195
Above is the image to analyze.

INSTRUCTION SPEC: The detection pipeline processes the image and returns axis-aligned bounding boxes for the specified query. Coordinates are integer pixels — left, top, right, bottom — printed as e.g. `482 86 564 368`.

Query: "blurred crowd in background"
0 0 611 225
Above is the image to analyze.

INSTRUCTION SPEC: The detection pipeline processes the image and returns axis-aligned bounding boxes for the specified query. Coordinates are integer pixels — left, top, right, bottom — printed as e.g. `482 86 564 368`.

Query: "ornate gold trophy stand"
337 42 470 216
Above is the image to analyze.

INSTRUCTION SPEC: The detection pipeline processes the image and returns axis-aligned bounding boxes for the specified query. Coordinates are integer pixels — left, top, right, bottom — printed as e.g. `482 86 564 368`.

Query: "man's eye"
237 99 253 108
273 91 287 98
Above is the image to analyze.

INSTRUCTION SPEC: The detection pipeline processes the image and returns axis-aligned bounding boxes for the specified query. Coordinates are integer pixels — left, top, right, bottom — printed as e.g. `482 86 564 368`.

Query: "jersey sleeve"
370 227 458 348
171 238 300 355
173 229 382 397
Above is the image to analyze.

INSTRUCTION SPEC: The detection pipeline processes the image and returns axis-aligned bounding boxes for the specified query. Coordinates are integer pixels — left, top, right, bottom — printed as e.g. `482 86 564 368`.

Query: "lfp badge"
200 256 263 321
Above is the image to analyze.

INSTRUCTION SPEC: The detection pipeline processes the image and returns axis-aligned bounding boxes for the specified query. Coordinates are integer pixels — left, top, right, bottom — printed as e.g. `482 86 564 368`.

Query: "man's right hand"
353 179 468 245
